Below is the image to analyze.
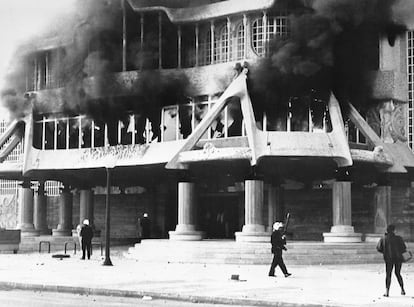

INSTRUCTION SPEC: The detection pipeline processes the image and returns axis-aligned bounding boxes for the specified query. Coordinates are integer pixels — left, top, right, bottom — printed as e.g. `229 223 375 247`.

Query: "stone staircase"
125 239 414 265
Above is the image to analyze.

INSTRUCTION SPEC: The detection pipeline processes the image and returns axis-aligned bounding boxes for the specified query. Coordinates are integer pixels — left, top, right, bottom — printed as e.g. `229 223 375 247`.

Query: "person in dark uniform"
376 224 406 297
80 219 93 260
268 221 291 278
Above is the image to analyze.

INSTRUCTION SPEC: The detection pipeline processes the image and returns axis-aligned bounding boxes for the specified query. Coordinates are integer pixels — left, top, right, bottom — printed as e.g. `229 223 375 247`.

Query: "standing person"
136 217 143 243
80 219 93 260
376 224 406 297
76 224 82 251
268 221 292 278
141 213 150 239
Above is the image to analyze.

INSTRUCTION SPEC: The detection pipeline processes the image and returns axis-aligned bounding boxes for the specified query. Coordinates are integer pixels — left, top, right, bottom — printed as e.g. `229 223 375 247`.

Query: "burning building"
1 0 414 250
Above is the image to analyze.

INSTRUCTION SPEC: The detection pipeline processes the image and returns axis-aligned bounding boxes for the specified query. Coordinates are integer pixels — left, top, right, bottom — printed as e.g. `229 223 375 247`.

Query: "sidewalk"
0 247 413 307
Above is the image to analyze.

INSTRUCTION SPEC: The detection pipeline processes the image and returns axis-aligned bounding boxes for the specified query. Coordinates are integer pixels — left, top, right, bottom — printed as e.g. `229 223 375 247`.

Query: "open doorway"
200 193 241 239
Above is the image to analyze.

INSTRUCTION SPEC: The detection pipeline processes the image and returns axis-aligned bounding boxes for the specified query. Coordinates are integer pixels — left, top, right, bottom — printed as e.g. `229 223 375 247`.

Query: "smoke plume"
249 0 413 115
1 0 188 122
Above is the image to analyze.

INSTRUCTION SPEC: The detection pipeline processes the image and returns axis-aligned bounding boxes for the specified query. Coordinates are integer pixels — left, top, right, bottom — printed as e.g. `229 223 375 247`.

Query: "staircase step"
125 239 398 265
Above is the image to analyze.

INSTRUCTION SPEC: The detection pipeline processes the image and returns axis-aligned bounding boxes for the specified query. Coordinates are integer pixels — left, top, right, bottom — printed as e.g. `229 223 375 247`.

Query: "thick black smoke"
249 0 413 115
1 0 189 122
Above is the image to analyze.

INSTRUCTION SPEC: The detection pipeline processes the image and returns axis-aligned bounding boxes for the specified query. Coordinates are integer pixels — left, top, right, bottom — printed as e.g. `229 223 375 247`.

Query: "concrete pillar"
34 181 50 235
235 179 269 242
266 184 284 232
365 185 391 242
17 180 39 237
169 182 204 240
323 181 362 242
52 186 73 236
79 189 95 228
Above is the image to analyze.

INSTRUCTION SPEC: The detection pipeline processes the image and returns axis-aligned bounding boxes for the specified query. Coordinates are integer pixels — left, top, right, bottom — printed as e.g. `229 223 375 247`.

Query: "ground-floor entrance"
200 193 241 239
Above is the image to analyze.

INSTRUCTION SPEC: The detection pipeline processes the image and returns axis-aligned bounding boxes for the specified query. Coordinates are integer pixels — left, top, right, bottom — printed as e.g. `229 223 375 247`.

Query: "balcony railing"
33 114 157 150
32 96 345 151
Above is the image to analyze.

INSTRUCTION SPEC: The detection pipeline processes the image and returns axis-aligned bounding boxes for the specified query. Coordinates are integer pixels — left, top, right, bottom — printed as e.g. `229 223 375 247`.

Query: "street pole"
103 167 113 266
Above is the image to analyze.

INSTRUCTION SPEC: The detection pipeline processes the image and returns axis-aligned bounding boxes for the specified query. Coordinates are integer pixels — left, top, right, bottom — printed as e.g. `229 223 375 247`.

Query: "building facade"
1 0 414 243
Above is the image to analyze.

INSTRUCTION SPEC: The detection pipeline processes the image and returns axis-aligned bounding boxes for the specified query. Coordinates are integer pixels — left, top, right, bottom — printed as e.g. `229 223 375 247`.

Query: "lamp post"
103 156 117 266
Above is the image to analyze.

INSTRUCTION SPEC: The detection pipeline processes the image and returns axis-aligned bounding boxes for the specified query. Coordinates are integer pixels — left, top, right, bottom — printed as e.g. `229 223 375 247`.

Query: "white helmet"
273 222 283 231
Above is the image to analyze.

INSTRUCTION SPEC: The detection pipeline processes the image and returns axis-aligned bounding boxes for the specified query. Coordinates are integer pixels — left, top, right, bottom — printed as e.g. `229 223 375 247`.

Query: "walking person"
376 224 406 297
268 221 291 278
80 219 93 260
76 224 82 251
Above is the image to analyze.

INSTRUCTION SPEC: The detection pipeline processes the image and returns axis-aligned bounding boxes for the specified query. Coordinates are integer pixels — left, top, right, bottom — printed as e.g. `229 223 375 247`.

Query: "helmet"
273 222 283 231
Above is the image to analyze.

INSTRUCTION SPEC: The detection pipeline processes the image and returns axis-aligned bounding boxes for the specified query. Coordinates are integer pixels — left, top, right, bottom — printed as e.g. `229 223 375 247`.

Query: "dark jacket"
376 232 406 263
271 230 287 254
80 225 94 243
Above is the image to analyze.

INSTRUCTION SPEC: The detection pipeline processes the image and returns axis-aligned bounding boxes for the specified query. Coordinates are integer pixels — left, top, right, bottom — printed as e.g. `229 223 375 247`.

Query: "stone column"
34 181 50 235
17 180 39 237
235 179 268 242
74 188 98 238
323 181 362 242
266 184 284 232
52 186 73 236
169 182 204 240
365 185 391 242
79 189 95 228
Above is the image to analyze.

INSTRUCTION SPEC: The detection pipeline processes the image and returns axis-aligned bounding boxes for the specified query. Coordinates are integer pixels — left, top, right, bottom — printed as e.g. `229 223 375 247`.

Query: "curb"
0 281 333 307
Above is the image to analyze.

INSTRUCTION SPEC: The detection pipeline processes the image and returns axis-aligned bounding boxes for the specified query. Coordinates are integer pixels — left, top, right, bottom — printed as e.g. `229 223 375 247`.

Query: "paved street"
0 248 414 306
0 289 247 307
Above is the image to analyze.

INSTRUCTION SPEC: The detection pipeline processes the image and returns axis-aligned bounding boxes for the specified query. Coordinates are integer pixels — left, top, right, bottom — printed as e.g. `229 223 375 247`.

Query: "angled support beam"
347 102 414 173
0 131 23 163
327 94 353 167
239 79 259 165
347 102 382 146
166 70 257 169
0 120 22 148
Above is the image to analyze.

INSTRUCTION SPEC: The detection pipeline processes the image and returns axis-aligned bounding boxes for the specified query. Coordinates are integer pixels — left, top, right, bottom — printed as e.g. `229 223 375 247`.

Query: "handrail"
0 120 23 148
39 241 51 253
0 130 23 163
64 241 77 255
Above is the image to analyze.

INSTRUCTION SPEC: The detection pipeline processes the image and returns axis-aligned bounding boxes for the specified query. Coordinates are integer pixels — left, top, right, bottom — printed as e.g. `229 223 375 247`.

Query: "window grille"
252 13 289 57
44 181 63 197
0 179 19 196
199 28 212 66
252 17 266 56
0 120 23 163
236 22 245 60
214 25 229 63
408 31 414 150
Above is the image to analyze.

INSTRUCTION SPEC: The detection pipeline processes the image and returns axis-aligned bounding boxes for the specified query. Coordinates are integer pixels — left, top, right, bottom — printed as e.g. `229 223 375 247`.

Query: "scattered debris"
230 274 246 282
231 274 239 281
51 254 70 260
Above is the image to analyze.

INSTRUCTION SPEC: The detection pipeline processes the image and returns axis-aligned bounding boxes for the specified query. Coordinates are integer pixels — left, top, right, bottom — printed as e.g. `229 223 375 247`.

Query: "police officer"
268 221 291 278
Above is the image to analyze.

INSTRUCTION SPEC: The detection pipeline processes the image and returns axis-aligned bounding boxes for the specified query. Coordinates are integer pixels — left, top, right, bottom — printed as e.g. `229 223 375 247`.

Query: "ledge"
369 70 408 102
127 0 276 24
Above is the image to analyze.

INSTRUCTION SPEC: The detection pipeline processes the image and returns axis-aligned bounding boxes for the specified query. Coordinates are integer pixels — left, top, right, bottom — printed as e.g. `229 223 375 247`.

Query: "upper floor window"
236 21 245 60
26 48 62 91
251 18 266 57
199 27 212 66
251 13 289 57
214 24 229 63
